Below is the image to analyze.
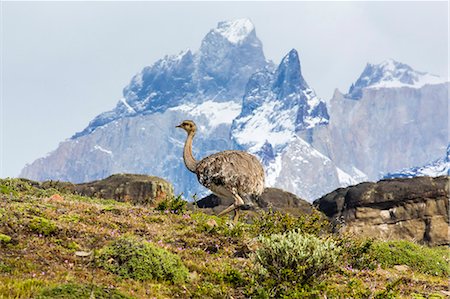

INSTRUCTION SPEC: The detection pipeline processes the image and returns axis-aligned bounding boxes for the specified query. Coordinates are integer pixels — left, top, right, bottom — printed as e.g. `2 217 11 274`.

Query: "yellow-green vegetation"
155 194 188 214
0 233 11 244
36 283 133 299
254 231 341 297
0 178 449 298
97 235 188 283
29 217 58 236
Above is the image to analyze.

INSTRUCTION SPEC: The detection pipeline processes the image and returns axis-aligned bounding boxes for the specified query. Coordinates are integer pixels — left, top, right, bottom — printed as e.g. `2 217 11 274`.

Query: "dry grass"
0 179 448 298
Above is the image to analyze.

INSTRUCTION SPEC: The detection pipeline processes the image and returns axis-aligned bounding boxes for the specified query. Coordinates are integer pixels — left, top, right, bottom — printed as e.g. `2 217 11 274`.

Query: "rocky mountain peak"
198 19 267 98
72 19 268 139
231 48 329 171
273 49 309 97
213 18 255 45
346 59 446 99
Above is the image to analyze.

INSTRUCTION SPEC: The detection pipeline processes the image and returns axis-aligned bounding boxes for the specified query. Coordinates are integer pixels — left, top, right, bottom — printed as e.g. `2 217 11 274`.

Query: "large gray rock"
73 173 173 206
314 176 449 245
193 187 314 217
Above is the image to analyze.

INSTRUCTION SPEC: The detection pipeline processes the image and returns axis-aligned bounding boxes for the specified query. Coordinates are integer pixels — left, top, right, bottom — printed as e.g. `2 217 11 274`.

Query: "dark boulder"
73 174 173 206
192 187 314 216
314 176 449 245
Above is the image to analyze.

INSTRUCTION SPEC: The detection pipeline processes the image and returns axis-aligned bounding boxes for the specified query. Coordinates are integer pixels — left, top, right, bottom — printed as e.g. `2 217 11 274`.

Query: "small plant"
251 209 330 237
156 194 187 214
37 283 133 299
29 216 57 236
253 230 340 297
97 235 188 283
339 237 378 270
0 233 12 244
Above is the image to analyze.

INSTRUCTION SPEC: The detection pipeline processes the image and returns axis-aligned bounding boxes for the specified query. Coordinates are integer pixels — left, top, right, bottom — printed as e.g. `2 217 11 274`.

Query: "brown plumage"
176 120 265 222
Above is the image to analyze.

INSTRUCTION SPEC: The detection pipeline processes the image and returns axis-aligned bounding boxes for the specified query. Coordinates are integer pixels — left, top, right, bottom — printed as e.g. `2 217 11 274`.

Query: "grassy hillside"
0 178 448 298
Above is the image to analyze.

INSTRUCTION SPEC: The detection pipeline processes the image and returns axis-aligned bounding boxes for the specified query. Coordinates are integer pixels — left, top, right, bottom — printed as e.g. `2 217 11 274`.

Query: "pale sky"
1 1 448 178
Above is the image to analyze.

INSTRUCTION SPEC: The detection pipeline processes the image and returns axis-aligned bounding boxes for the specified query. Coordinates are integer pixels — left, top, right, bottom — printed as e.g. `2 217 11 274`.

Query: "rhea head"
176 120 197 135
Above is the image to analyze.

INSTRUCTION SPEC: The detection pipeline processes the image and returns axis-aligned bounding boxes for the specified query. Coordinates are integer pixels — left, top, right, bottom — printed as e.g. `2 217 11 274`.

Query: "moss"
0 233 12 244
343 239 450 277
97 235 189 283
0 278 46 299
372 241 449 276
37 283 133 299
29 216 58 236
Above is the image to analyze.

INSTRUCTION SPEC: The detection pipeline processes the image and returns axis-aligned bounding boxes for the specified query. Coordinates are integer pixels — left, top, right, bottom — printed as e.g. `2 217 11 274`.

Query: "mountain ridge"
20 19 448 202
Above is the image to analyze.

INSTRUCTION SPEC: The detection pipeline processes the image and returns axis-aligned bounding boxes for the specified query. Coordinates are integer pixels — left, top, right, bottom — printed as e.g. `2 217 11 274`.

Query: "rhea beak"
175 124 182 128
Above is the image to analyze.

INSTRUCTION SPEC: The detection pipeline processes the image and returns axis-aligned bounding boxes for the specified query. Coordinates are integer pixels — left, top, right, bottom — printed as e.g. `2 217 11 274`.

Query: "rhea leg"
233 209 240 223
218 191 245 223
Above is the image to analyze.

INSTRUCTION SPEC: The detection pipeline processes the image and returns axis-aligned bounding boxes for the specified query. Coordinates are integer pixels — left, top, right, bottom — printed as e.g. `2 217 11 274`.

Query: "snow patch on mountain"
93 145 113 156
232 49 329 160
269 136 348 201
384 145 450 179
169 100 242 128
346 59 447 99
336 167 358 186
214 19 255 45
232 100 296 153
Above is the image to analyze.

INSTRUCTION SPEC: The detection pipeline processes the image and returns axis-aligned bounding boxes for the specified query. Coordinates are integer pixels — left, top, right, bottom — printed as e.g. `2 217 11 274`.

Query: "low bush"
251 209 330 237
156 194 187 214
97 235 188 283
0 233 11 244
29 217 57 236
253 230 340 297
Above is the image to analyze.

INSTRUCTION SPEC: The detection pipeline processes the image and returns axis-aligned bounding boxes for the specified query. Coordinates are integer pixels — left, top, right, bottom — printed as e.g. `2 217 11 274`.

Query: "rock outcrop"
314 176 449 245
193 187 313 217
73 174 173 206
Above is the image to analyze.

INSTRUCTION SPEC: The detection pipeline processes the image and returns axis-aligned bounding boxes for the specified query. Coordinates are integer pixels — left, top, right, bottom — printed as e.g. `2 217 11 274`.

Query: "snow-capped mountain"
74 19 267 138
230 49 341 199
232 49 328 157
384 145 450 178
20 19 448 202
346 58 447 100
20 19 270 197
319 60 448 184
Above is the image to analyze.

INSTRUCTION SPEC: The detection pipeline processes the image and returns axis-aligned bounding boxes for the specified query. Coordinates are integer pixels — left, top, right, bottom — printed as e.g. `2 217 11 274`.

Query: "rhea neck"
183 130 198 173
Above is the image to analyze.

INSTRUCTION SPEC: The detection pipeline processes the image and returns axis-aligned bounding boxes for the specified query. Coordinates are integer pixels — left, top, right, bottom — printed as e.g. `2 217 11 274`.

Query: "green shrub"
254 231 340 297
341 238 449 276
339 237 378 270
37 283 133 299
251 209 330 237
370 240 449 276
29 217 57 236
156 194 187 214
0 278 46 299
97 235 188 283
0 233 11 244
0 178 32 190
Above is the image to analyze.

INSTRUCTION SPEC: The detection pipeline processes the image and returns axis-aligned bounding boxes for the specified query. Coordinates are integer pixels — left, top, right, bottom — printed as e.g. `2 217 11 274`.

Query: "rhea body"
176 120 265 222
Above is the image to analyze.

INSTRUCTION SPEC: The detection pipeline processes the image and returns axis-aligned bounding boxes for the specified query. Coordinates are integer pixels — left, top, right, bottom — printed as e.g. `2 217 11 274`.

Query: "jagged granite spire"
232 49 329 161
273 49 309 98
73 19 268 138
